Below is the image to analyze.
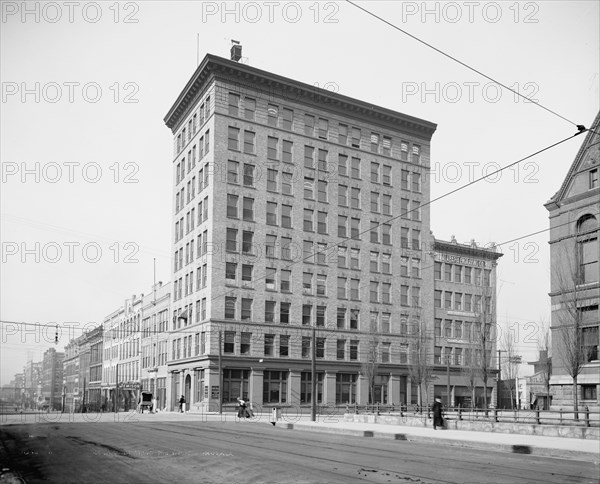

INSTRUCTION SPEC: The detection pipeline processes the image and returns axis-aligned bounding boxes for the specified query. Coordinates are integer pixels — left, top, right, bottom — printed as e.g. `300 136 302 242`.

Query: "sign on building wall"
435 253 491 268
211 386 219 399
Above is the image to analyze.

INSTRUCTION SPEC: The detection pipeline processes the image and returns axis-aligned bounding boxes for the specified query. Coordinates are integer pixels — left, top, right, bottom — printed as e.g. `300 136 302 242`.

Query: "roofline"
164 53 437 136
433 238 503 260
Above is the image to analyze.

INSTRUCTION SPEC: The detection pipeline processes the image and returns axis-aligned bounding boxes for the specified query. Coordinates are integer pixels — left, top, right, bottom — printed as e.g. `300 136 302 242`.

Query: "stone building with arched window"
545 111 600 410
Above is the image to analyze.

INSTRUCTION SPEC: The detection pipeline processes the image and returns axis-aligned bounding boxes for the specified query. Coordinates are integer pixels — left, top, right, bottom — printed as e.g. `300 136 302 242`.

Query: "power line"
207 130 585 306
345 0 581 128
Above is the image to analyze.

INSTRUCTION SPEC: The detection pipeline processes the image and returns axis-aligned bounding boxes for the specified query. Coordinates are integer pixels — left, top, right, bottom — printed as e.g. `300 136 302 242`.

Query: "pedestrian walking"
237 396 252 418
432 397 444 430
179 395 186 413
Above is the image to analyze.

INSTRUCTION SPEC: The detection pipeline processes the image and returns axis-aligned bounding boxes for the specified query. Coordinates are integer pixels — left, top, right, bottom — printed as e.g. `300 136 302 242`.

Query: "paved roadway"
1 419 598 484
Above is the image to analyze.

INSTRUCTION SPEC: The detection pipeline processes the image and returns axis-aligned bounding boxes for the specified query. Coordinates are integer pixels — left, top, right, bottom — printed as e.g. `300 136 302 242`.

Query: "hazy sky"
1 1 598 385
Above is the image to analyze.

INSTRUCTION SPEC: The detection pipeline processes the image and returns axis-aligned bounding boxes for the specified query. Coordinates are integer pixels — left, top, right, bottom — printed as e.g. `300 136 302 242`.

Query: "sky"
1 0 598 385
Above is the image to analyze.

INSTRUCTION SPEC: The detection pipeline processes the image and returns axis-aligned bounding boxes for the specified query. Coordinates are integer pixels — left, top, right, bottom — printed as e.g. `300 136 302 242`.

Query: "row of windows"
141 341 168 369
227 93 422 163
175 95 211 156
434 291 492 313
176 129 211 186
172 332 207 361
434 262 492 286
175 197 209 243
435 319 486 341
175 230 209 273
173 264 208 300
434 346 491 366
141 309 170 337
175 162 211 214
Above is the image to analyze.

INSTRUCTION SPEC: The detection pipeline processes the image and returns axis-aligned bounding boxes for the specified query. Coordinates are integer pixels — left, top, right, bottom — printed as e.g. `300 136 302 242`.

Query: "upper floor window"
590 168 598 189
228 93 240 116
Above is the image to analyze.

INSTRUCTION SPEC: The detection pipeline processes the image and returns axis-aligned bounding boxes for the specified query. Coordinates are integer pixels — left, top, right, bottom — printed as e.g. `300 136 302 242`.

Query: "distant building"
545 111 600 410
63 336 84 412
42 348 64 410
525 349 552 410
432 236 502 408
22 360 42 409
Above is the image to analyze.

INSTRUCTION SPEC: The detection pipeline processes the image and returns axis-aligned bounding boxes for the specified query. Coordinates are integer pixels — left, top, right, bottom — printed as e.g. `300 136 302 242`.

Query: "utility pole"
446 354 451 407
311 325 316 422
218 330 222 415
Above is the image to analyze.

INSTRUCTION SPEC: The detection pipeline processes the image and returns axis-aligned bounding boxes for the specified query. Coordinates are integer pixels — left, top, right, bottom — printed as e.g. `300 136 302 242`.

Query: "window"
582 385 597 400
370 281 379 303
281 237 292 260
401 198 409 219
228 93 240 116
337 307 346 328
266 268 276 291
267 137 278 160
350 279 359 300
400 142 408 161
464 267 472 284
582 324 599 362
338 124 348 145
412 145 420 164
243 130 255 154
227 160 239 184
350 249 360 269
265 301 276 323
382 253 391 273
264 334 275 356
317 211 327 234
281 270 291 292
304 209 314 231
266 202 277 225
382 283 391 304
351 127 361 148
224 331 235 353
225 229 237 252
267 168 278 192
370 251 379 272
242 264 252 282
318 118 328 139
370 221 379 243
350 340 358 360
317 180 328 202
382 136 391 156
578 215 599 284
227 194 238 218
351 157 361 179
401 170 409 190
304 177 315 199
445 291 452 309
401 285 409 306
371 162 380 183
382 194 391 216
412 172 421 192
280 302 290 323
337 277 347 299
226 262 237 283
304 114 315 136
279 335 290 356
337 339 345 360
382 165 391 186
412 201 421 221
337 246 347 268
242 231 253 254
371 192 380 212
411 258 420 278
382 224 391 245
302 304 312 325
282 140 293 163
244 97 256 120
381 342 390 363
412 229 420 249
241 298 252 320
401 227 409 248
242 197 254 221
302 337 311 358
454 265 462 282
336 373 357 403
351 188 360 209
316 337 325 358
381 312 390 332
241 332 251 354
267 104 279 126
338 215 347 238
303 272 313 295
316 306 326 327
304 146 315 169
282 171 292 195
228 127 240 150
300 372 323 403
316 274 327 296
434 262 441 279
338 154 348 176
282 108 293 130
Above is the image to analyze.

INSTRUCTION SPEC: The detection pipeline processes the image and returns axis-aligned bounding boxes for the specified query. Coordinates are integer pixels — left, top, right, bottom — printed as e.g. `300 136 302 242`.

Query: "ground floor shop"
164 359 498 412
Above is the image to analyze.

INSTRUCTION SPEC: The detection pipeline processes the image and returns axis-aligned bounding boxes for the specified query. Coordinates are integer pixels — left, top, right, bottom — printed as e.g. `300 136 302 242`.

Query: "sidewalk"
270 417 600 464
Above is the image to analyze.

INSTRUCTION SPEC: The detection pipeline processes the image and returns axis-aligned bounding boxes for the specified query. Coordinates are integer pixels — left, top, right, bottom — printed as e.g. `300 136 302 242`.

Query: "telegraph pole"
446 354 451 407
311 325 316 422
218 330 222 415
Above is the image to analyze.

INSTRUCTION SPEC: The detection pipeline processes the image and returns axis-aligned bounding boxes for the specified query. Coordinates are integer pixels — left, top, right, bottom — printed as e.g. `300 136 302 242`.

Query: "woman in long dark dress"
432 397 444 430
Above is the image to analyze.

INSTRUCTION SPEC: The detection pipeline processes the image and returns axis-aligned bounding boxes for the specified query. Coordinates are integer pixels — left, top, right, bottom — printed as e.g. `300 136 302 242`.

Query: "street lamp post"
446 354 451 408
311 325 316 422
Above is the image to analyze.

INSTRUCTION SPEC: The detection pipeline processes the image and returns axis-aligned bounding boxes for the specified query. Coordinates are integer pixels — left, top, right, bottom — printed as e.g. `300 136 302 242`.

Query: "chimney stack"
230 40 242 62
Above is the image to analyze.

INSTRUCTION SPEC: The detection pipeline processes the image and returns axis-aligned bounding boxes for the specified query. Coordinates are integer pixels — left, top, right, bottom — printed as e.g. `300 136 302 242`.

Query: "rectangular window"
304 209 314 231
337 307 346 329
224 331 235 353
282 108 293 130
226 262 237 283
350 249 360 269
242 197 254 221
338 246 347 268
382 136 391 156
382 165 391 186
266 202 277 225
337 277 347 299
351 127 361 148
280 335 290 356
266 268 276 291
351 187 360 209
280 302 290 324
228 92 240 116
304 114 315 136
318 118 328 139
338 124 348 144
267 168 278 192
224 299 235 320
412 172 421 192
244 97 256 120
264 334 275 356
370 221 379 243
242 231 253 254
243 130 255 154
316 306 326 327
282 171 293 195
265 301 276 322
316 337 325 358
316 274 327 296
267 136 278 160
304 146 315 168
302 337 311 358
317 180 328 202
241 298 252 321
304 177 315 199
281 237 292 260
371 162 380 183
371 192 380 213
227 194 238 218
240 332 251 354
228 126 240 151
242 164 255 188
282 140 293 163
370 281 379 303
338 154 348 177
303 272 313 295
445 291 452 309
338 215 347 238
317 211 327 234
351 157 361 179
382 194 391 216
280 270 291 292
227 160 239 184
302 304 312 325
350 279 359 300
337 340 345 360
267 104 279 127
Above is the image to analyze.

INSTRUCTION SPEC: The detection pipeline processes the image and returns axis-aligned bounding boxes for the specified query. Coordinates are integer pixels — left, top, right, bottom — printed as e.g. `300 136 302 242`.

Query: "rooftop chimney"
230 40 242 62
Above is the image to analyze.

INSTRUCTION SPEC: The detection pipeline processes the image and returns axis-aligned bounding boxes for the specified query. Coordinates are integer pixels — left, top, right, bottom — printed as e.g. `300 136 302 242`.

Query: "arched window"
577 214 598 284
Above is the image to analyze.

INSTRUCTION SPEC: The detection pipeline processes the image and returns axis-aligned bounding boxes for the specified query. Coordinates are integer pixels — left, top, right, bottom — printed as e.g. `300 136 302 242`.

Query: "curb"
275 422 600 464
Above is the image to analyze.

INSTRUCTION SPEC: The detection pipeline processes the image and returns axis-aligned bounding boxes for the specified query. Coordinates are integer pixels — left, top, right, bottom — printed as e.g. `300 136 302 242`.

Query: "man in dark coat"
432 397 444 430
179 395 185 413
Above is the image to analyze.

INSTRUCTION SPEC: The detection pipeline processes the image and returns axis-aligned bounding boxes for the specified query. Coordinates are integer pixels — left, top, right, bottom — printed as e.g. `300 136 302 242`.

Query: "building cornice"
164 54 437 137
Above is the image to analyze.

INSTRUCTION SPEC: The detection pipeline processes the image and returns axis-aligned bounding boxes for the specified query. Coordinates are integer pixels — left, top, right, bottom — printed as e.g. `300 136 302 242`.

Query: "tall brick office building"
163 50 441 411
